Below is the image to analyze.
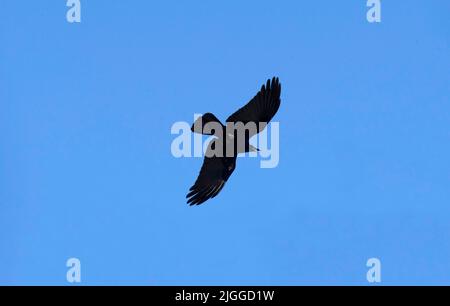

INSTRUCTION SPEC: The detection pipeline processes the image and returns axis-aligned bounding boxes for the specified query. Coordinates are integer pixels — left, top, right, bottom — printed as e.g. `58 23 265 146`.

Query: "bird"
186 77 281 206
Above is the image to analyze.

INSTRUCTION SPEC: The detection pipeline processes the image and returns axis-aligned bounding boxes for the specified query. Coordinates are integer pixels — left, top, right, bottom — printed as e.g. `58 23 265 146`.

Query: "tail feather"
191 113 224 135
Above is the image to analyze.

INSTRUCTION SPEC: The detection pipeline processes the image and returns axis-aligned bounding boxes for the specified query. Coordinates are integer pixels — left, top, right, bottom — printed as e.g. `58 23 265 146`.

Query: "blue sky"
1 1 449 285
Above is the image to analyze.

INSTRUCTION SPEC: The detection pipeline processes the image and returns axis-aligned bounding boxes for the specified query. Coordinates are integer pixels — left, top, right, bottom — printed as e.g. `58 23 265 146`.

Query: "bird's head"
249 145 260 152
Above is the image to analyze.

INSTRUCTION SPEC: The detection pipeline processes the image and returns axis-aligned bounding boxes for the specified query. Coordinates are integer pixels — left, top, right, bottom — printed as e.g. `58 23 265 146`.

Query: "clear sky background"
1 1 449 285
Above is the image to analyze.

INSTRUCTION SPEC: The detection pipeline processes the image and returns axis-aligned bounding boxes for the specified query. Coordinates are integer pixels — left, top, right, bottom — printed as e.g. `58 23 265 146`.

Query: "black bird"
186 77 281 206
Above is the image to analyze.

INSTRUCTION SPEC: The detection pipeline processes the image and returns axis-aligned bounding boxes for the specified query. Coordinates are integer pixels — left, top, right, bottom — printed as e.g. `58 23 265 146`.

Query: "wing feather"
186 140 237 206
226 77 281 137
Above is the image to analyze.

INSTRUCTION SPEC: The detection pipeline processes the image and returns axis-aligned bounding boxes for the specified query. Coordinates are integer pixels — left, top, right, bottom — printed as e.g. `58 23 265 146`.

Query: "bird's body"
187 77 281 206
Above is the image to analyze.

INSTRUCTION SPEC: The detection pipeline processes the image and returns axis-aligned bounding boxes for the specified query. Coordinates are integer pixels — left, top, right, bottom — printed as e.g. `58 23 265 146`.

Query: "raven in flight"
186 77 281 206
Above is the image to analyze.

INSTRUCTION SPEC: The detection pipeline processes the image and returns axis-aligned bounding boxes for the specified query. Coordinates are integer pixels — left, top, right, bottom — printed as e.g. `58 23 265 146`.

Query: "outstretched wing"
226 77 281 136
186 140 236 206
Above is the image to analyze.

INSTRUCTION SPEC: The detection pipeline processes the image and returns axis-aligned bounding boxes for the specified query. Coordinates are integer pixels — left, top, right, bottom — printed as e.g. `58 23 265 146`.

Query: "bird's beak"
250 145 260 152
